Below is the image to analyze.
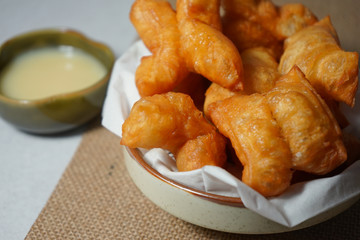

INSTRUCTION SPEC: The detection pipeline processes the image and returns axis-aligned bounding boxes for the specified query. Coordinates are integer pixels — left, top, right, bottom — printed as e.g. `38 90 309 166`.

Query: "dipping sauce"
0 46 107 100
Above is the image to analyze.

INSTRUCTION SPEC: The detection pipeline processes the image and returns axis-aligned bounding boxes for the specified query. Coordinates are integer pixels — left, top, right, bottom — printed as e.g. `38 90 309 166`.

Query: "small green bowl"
0 29 115 134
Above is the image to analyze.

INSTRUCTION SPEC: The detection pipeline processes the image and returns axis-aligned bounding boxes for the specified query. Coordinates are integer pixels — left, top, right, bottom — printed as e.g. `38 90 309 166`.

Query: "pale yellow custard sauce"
0 46 107 100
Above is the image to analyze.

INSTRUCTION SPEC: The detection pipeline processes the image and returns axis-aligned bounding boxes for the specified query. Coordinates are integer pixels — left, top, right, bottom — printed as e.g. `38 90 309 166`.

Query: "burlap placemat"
25 122 360 240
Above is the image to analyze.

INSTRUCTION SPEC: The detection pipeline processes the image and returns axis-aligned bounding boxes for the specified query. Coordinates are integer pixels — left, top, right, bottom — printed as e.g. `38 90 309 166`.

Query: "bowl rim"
126 146 245 207
0 28 115 106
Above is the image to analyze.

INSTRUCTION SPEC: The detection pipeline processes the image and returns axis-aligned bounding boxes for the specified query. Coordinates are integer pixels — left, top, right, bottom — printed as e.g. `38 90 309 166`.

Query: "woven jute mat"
25 122 360 240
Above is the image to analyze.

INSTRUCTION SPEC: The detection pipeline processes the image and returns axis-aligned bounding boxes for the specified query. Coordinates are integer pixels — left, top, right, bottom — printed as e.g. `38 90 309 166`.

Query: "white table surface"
0 1 137 239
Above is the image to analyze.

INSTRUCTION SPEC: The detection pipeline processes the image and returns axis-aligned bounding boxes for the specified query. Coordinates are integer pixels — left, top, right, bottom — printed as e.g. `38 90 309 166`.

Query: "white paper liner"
102 40 360 227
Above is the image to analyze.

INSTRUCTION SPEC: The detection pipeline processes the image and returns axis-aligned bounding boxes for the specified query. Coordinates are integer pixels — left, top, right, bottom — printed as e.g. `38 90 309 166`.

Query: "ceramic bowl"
0 29 115 134
123 146 360 234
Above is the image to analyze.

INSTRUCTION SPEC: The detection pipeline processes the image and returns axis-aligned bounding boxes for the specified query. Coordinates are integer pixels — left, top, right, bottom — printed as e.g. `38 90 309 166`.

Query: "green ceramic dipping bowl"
0 29 115 134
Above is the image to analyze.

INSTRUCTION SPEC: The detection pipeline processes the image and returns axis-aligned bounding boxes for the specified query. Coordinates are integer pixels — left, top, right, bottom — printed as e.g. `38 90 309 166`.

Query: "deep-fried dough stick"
203 47 279 118
176 0 222 31
222 0 317 59
121 92 226 171
279 17 359 106
208 94 293 197
130 0 188 97
176 133 227 172
267 66 347 174
177 0 244 91
179 19 244 91
222 17 283 60
223 15 283 59
207 66 347 195
204 83 237 119
241 47 280 94
276 3 318 39
222 0 317 40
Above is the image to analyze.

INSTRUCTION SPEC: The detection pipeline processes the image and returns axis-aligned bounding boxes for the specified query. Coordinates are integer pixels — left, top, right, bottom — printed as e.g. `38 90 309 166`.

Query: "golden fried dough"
266 66 347 174
222 13 283 60
207 66 348 195
130 0 168 52
121 92 213 153
221 0 317 59
130 0 188 96
241 47 280 94
134 55 188 97
208 94 293 197
222 0 317 39
204 83 237 118
222 0 278 23
276 3 318 39
177 0 244 91
176 133 227 172
203 47 280 117
176 0 222 30
121 92 226 171
125 0 354 196
279 17 359 106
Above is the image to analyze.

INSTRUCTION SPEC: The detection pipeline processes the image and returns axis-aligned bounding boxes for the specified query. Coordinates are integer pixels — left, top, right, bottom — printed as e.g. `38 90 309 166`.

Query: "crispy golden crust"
208 94 293 197
130 0 173 52
222 0 317 39
207 66 348 195
176 133 227 171
222 15 283 59
121 92 226 171
203 47 280 118
266 66 347 174
221 0 317 59
130 0 188 97
276 3 318 39
178 18 244 91
126 0 352 196
279 17 359 106
241 47 280 94
176 0 244 91
222 0 278 24
204 83 237 119
176 0 222 31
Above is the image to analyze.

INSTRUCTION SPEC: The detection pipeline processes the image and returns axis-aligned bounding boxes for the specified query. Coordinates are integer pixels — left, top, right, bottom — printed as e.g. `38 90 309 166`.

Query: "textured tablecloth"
25 121 360 240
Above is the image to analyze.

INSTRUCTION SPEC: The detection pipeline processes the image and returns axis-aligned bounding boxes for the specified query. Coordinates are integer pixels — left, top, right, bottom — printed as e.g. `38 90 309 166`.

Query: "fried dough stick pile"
209 9 358 125
222 0 318 59
121 92 226 172
130 0 244 97
126 0 244 173
202 9 357 195
122 0 358 197
208 66 347 196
